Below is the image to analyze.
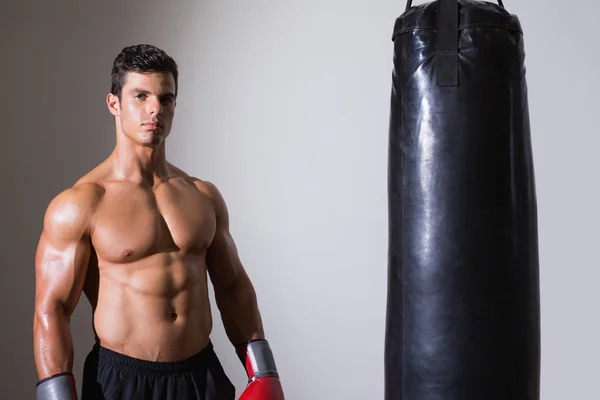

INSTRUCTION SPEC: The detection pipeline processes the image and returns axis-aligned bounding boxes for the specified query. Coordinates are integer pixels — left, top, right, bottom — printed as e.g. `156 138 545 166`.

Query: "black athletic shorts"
81 341 236 400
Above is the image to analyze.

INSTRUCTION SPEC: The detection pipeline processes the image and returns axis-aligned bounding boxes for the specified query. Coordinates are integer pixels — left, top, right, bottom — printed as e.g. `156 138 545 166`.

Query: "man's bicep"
35 234 90 317
206 225 247 292
198 179 246 288
34 192 92 317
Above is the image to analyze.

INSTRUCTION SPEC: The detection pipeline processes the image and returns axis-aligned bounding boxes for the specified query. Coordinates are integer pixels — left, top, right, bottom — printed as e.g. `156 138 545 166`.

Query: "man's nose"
148 97 163 115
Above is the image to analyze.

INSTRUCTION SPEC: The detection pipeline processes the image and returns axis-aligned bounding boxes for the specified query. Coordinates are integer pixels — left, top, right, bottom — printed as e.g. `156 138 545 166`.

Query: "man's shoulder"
167 162 221 197
43 182 104 237
191 178 219 195
47 182 105 215
189 177 223 203
189 178 228 220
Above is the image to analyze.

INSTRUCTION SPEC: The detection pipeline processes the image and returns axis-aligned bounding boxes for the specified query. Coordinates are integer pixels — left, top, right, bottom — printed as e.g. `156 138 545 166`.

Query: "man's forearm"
223 278 284 399
33 310 75 380
215 276 265 345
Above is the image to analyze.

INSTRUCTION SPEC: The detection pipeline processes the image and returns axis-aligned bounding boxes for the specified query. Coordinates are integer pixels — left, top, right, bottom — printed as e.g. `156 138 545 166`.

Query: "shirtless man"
33 44 284 400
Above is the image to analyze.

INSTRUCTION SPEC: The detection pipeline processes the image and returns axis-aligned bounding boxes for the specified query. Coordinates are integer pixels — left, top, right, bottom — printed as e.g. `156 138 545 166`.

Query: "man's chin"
137 132 167 147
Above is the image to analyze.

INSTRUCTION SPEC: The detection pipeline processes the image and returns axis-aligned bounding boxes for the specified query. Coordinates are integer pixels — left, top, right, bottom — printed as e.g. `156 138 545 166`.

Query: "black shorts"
81 341 236 400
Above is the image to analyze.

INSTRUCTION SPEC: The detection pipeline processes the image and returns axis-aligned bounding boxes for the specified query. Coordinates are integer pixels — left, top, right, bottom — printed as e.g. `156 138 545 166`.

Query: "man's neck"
112 139 170 187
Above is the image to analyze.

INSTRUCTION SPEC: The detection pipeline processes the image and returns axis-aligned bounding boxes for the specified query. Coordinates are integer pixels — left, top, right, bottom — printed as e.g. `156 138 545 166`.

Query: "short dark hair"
110 44 179 98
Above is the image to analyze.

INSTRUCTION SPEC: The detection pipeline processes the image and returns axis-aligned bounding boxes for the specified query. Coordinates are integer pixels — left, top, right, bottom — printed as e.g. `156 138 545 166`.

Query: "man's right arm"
33 184 99 398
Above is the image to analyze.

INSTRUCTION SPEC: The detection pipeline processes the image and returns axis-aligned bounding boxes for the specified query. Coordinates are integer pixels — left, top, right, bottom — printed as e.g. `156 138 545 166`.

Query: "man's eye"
136 94 146 100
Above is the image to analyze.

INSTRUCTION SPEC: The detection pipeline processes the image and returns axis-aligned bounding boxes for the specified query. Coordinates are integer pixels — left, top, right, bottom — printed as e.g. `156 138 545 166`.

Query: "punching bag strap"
404 0 507 86
436 0 459 86
405 0 505 11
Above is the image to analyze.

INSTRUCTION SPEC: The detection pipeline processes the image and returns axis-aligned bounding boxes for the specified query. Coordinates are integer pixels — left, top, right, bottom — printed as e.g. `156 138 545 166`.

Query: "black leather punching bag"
385 1 540 399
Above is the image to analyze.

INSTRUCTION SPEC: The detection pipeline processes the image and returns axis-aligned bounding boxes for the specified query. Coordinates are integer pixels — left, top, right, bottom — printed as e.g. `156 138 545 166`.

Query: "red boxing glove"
236 339 284 400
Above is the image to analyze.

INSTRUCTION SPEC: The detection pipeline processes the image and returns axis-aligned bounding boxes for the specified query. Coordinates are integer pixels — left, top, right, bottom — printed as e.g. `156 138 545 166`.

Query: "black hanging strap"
405 0 505 10
436 0 459 86
403 0 506 86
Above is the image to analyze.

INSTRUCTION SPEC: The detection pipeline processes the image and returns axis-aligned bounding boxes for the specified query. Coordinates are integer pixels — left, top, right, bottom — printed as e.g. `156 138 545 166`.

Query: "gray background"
1 0 597 398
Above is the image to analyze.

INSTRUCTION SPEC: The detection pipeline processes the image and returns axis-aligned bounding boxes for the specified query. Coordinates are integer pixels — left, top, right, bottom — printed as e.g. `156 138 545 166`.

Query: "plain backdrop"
0 0 598 399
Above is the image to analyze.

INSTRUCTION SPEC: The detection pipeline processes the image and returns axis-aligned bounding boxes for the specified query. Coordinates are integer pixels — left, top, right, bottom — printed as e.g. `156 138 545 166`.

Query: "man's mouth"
143 122 162 129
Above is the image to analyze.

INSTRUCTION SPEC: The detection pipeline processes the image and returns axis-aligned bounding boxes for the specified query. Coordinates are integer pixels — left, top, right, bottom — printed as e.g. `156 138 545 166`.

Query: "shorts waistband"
94 341 214 374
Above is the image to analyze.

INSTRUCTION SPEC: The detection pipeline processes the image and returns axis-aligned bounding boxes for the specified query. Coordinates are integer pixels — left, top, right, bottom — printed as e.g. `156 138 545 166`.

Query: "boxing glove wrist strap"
236 339 279 380
36 372 78 400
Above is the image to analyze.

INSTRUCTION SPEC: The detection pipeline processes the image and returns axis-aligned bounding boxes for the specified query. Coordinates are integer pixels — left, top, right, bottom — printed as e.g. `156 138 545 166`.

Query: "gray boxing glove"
36 372 78 400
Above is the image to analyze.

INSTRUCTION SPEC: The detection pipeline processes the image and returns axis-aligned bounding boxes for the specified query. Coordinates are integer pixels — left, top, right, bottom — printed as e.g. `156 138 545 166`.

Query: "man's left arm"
202 181 285 400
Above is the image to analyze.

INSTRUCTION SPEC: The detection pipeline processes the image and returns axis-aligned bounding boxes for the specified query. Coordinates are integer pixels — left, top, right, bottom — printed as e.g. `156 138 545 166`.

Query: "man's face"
108 71 176 146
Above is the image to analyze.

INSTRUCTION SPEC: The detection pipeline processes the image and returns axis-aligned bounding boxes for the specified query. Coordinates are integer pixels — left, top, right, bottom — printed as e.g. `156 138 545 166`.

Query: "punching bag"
385 1 540 399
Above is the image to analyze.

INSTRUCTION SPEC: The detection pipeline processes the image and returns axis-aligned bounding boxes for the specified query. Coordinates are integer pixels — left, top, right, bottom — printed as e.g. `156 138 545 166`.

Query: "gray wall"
0 0 597 399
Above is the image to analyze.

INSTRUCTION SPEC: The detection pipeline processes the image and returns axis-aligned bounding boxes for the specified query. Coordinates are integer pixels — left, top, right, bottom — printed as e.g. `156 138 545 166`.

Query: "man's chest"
90 182 217 263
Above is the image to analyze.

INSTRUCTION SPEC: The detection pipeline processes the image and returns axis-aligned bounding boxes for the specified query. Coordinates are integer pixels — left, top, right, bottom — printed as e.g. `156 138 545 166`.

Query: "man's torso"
78 162 217 361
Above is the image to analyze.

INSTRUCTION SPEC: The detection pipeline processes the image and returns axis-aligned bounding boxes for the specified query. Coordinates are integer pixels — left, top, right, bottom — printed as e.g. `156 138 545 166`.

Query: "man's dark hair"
111 44 179 99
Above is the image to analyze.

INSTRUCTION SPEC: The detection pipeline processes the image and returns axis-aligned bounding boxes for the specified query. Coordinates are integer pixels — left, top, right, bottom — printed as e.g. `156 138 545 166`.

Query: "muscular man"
33 44 285 400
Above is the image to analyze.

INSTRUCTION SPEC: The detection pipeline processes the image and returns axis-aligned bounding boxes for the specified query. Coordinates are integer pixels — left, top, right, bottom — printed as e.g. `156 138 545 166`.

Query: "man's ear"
107 93 120 117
